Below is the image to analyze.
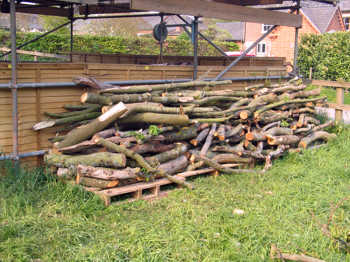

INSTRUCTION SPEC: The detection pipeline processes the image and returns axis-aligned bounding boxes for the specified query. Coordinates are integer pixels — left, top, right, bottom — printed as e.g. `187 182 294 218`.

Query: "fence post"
335 87 344 123
309 67 312 80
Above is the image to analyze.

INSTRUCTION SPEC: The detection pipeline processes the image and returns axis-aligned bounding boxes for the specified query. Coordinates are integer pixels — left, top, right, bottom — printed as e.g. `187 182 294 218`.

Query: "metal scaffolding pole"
177 15 228 57
214 25 278 81
192 16 199 80
293 0 301 76
10 0 18 160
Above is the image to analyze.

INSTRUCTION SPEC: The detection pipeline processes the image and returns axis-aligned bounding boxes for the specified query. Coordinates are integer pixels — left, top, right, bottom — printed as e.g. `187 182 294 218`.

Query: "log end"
240 110 249 120
190 139 198 146
33 120 55 131
245 132 254 141
81 92 88 104
107 180 119 188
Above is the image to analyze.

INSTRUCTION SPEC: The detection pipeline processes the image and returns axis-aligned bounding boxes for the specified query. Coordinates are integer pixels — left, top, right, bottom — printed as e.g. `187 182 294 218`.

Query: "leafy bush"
298 32 350 81
0 29 239 61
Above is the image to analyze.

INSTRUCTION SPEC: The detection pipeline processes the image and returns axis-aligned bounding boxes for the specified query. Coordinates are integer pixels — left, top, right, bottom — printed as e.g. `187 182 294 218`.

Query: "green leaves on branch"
298 32 350 81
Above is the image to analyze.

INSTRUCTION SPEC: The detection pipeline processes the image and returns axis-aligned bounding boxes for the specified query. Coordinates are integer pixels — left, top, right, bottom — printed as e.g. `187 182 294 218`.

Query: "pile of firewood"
33 77 336 191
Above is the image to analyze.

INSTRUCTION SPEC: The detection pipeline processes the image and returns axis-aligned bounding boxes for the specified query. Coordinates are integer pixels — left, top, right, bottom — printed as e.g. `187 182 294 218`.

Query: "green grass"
307 84 350 104
1 130 350 261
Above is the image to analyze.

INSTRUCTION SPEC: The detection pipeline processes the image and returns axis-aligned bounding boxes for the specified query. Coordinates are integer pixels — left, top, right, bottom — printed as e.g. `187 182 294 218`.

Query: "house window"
344 17 350 31
257 42 267 56
262 24 273 33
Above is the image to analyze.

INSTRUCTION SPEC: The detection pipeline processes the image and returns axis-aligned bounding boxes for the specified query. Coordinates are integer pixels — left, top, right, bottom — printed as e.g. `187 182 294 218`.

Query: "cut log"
265 127 293 136
76 176 119 189
44 104 101 119
56 102 128 148
129 142 175 154
298 131 336 149
145 143 188 167
33 112 100 131
245 131 266 141
162 126 198 142
212 154 253 164
201 123 217 156
63 104 100 111
45 152 126 168
266 135 300 145
73 76 114 89
215 124 226 141
254 96 327 117
190 128 209 146
225 124 244 138
77 165 140 180
158 155 189 175
193 154 260 174
100 80 232 94
92 127 116 140
118 112 189 126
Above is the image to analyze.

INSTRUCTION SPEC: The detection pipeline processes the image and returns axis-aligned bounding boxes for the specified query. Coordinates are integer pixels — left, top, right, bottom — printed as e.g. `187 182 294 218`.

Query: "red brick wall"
245 14 319 64
326 9 346 32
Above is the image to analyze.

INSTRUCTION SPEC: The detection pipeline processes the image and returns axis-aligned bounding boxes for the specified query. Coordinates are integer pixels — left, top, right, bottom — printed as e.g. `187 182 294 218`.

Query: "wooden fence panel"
0 61 286 166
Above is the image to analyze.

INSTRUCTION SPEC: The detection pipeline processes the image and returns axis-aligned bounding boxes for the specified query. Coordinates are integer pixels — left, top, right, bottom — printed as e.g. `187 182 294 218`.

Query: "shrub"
298 32 350 81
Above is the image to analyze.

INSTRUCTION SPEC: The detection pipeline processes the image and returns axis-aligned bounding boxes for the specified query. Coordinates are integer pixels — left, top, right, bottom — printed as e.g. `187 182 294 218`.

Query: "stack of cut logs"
33 76 336 191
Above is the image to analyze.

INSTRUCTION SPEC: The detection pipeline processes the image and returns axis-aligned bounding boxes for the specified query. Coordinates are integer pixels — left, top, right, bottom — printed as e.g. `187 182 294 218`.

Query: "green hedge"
298 32 350 81
0 30 239 61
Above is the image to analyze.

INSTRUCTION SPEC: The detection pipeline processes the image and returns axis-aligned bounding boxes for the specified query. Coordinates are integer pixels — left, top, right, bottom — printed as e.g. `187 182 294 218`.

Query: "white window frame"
257 42 267 56
262 24 273 33
344 17 350 31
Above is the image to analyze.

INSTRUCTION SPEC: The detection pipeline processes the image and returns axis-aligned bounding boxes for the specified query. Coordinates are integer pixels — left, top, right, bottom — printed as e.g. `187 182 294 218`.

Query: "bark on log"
45 152 126 168
118 113 189 126
162 126 198 142
215 124 226 141
265 127 293 136
145 143 188 167
246 131 266 141
92 127 116 140
77 165 140 180
44 104 101 119
190 128 209 146
73 76 114 89
63 104 100 111
298 131 336 149
254 96 327 118
129 142 175 154
56 102 128 148
212 154 253 164
266 135 300 145
193 154 260 174
201 124 217 156
270 244 325 262
33 112 100 131
158 155 189 175
100 80 232 94
76 176 119 189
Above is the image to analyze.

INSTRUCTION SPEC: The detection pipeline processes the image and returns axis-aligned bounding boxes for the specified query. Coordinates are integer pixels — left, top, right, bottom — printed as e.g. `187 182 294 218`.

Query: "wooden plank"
131 0 302 27
312 79 350 89
213 0 283 5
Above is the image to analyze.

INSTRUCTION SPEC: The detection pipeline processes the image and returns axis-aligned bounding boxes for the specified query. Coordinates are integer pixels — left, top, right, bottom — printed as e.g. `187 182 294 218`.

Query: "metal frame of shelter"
0 0 336 161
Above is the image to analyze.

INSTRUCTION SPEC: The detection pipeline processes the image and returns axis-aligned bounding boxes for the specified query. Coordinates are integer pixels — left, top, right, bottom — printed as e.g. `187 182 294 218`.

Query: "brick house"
241 1 345 63
340 0 350 30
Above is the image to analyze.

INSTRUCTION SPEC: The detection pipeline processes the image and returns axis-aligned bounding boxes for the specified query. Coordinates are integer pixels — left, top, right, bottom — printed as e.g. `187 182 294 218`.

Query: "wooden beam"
212 0 283 6
131 0 302 27
15 4 71 17
79 4 133 15
312 79 350 89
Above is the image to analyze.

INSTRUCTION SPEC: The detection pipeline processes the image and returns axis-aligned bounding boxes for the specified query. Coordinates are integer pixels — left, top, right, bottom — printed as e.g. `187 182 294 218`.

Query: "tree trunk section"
57 102 127 148
45 152 126 168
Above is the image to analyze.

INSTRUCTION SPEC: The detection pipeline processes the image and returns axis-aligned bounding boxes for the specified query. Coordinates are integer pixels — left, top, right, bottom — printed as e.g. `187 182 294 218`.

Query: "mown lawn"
0 129 349 262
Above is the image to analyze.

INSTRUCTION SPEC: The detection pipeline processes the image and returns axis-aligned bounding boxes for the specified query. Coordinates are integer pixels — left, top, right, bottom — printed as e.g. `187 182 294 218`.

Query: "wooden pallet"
93 164 241 206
